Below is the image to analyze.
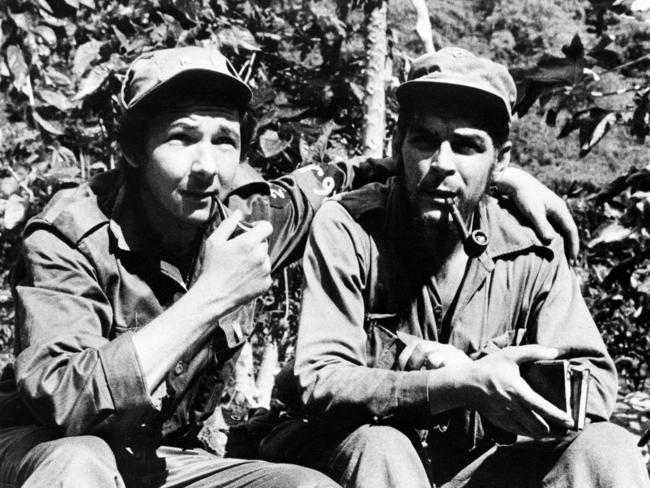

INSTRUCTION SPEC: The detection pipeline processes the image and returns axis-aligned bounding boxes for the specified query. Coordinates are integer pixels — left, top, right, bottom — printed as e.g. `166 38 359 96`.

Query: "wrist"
183 282 233 322
425 363 480 414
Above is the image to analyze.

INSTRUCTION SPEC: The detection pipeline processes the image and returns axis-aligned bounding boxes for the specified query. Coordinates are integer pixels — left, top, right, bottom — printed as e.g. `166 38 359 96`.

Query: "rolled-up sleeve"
12 228 154 437
229 160 386 273
295 202 431 429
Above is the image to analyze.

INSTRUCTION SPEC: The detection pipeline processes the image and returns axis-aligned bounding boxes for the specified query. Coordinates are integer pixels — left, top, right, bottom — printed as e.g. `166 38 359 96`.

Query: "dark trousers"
0 425 339 488
259 420 650 488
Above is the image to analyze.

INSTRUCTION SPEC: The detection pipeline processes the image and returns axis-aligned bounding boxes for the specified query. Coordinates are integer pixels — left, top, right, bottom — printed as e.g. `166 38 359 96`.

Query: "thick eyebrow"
166 120 199 132
213 125 241 143
407 124 442 144
452 127 490 139
165 121 241 143
450 128 489 147
409 122 432 135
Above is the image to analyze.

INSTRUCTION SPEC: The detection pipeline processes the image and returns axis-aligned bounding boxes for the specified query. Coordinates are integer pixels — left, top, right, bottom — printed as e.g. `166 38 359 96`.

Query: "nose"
189 142 218 182
429 140 456 178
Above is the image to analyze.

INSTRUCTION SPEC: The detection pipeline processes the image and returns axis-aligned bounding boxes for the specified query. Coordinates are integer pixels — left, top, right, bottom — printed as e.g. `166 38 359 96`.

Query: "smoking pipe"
431 189 488 258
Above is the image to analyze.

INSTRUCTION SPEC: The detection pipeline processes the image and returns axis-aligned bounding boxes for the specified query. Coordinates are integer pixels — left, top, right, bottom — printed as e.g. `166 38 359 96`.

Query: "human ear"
119 141 140 168
391 127 405 173
118 112 147 168
492 141 511 177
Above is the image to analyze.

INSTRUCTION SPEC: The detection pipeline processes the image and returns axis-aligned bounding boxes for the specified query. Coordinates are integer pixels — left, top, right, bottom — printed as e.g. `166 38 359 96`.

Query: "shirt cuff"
398 342 419 370
98 332 154 416
396 370 431 424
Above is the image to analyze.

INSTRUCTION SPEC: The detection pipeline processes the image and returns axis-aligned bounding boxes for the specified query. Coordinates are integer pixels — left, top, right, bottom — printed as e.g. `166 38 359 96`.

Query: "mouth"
417 186 458 206
179 189 218 199
427 188 457 199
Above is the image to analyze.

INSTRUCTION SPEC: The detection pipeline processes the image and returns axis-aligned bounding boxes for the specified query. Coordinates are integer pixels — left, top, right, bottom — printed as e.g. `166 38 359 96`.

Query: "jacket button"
174 361 185 375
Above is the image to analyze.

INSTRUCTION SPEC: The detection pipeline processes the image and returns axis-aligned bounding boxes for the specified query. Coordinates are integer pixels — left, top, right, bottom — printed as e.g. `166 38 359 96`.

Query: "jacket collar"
383 178 552 267
478 197 551 260
107 174 160 254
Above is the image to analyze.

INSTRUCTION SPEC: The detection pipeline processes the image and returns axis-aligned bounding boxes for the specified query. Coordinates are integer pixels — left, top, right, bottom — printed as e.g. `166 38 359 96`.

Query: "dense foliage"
1 0 650 390
574 166 650 389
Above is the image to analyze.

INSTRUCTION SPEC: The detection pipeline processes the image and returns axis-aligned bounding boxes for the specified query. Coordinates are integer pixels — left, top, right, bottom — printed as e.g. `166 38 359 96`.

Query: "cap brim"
396 79 510 125
129 69 253 112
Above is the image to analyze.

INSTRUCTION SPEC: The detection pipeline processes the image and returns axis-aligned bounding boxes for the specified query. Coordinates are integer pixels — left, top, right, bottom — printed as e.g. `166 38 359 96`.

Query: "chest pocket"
364 313 404 370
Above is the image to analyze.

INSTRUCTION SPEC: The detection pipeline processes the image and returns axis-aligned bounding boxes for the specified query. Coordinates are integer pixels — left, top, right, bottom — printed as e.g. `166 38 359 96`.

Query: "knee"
331 425 429 487
566 422 649 485
21 435 121 487
34 435 115 462
572 422 639 465
342 424 417 461
267 464 340 488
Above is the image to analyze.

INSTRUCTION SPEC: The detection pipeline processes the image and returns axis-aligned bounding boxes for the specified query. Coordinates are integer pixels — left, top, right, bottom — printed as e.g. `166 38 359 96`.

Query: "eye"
450 136 486 155
166 130 194 144
213 135 238 148
407 131 440 150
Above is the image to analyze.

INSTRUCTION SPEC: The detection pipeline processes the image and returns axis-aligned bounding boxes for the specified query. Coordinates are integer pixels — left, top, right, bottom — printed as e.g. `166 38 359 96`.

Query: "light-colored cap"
396 47 516 124
119 46 252 111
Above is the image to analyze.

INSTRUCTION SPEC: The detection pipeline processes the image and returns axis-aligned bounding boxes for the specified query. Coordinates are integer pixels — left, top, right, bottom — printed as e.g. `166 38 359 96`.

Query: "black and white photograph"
1 1 650 486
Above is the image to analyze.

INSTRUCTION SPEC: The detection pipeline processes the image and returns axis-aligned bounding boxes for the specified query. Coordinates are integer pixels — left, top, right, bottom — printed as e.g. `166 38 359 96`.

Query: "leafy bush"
571 167 650 389
1 0 650 390
0 0 377 360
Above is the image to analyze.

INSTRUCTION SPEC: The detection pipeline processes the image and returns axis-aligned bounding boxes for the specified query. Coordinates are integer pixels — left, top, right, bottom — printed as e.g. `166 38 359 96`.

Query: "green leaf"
347 81 365 102
259 130 290 158
111 25 129 50
72 40 102 78
32 110 64 135
73 63 112 101
0 59 10 78
44 68 73 89
8 12 36 32
631 264 650 294
276 106 309 120
6 45 34 105
561 34 584 61
160 0 203 24
588 221 636 247
2 195 29 230
42 0 78 17
579 111 617 157
41 167 81 187
217 26 261 54
35 0 55 16
631 89 650 143
34 25 58 49
0 177 19 198
38 89 73 112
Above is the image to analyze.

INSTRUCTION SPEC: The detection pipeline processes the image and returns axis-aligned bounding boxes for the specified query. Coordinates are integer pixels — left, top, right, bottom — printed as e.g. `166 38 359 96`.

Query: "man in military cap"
259 48 650 487
0 44 584 487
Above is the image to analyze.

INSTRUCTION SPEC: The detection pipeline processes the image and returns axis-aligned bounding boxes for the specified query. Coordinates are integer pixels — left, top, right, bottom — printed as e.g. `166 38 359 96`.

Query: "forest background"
2 0 650 459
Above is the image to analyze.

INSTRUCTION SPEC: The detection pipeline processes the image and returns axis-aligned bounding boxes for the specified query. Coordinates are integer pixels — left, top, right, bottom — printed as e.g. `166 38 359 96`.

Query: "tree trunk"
361 0 388 158
255 341 278 409
233 341 258 406
410 0 435 53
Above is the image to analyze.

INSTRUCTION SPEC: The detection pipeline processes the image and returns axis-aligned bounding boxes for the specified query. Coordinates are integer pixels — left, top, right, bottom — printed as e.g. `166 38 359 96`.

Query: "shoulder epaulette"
24 181 110 247
483 197 553 260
